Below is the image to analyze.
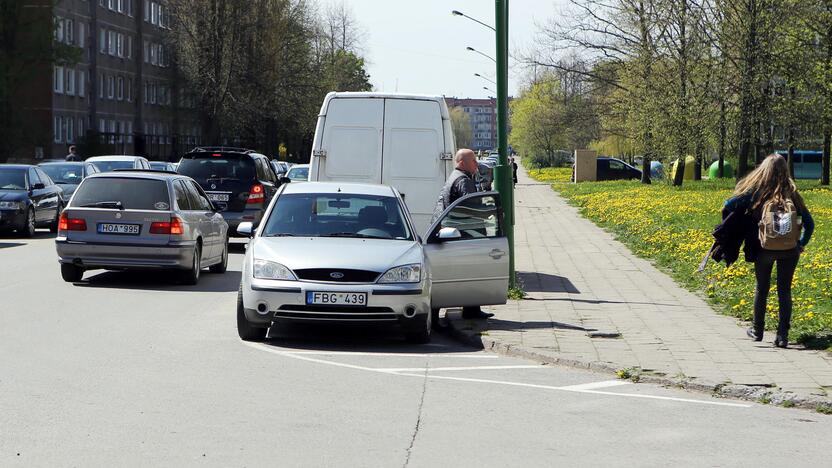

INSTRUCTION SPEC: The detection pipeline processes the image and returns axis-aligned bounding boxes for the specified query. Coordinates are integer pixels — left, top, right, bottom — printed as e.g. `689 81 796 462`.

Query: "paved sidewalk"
449 165 832 407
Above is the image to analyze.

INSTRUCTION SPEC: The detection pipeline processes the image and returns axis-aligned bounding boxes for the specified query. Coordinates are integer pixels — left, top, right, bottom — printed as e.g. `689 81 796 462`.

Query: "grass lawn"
528 169 832 348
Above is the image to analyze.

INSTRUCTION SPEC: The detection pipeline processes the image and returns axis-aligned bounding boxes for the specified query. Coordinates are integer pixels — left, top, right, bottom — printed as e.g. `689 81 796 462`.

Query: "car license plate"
98 223 140 235
207 193 230 202
306 291 367 306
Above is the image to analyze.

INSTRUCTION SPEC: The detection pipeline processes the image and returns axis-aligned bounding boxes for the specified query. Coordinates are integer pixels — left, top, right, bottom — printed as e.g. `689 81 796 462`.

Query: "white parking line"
274 350 499 359
244 342 752 408
377 365 544 372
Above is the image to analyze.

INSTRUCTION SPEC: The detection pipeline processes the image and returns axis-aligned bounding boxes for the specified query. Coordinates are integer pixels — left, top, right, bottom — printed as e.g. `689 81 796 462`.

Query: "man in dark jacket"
431 148 494 321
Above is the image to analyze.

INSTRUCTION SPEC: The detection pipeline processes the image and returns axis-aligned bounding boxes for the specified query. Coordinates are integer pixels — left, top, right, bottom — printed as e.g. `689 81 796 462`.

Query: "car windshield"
0 169 26 190
177 154 255 183
40 164 83 184
262 193 411 240
70 177 171 210
90 160 135 172
149 162 170 171
287 167 309 181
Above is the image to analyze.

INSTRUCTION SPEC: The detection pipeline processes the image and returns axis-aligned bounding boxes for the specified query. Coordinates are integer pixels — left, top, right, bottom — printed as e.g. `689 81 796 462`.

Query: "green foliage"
449 106 472 149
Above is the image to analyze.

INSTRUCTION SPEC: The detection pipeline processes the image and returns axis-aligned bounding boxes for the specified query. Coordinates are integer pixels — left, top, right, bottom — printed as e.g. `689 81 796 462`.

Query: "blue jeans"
753 248 800 338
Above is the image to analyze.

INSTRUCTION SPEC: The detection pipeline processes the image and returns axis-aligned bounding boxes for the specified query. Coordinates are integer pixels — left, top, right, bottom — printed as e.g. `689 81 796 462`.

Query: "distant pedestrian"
510 156 518 184
723 154 814 348
65 145 79 161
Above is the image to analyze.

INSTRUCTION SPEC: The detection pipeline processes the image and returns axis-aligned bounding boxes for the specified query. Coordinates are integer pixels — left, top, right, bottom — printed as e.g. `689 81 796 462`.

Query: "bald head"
455 149 478 175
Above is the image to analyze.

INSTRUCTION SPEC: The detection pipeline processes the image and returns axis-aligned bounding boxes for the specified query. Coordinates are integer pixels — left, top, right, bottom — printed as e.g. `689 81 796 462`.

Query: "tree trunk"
718 100 726 178
823 129 831 186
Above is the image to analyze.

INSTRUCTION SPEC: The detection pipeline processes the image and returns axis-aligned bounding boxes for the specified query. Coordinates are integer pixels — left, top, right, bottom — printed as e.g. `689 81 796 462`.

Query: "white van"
308 92 455 234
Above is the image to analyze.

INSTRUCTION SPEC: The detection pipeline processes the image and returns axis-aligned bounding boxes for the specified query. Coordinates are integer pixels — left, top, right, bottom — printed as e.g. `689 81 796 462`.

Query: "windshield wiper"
80 201 124 210
263 233 295 237
321 232 389 239
206 176 239 182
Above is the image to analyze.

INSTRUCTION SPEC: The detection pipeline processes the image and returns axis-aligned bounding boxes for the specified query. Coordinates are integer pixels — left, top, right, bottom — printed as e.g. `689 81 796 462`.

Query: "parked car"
177 147 279 236
286 164 310 182
235 181 509 343
270 160 289 178
476 162 493 191
38 161 100 200
55 170 229 284
0 164 65 236
149 161 177 172
571 157 642 182
308 92 456 234
86 155 151 172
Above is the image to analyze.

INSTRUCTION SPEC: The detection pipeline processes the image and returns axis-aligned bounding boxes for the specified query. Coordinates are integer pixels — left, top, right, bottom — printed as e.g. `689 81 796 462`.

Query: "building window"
66 118 74 143
149 82 156 104
98 73 104 98
54 66 64 93
65 68 75 96
108 31 116 55
78 71 86 97
54 117 63 143
107 75 114 99
78 22 86 49
126 121 133 143
117 33 124 57
150 42 157 65
55 16 64 42
127 0 133 17
65 19 74 45
151 2 159 25
117 121 124 143
78 117 85 139
143 0 150 21
108 0 116 11
126 35 132 59
143 40 149 63
117 76 124 100
99 28 106 54
118 0 124 13
127 78 133 102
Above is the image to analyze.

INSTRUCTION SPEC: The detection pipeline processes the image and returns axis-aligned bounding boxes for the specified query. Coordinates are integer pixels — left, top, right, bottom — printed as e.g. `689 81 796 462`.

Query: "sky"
341 0 564 99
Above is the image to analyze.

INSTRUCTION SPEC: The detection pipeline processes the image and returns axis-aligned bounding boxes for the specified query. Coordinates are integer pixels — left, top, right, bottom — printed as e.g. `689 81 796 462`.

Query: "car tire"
181 245 201 285
49 204 61 233
21 208 36 238
209 238 228 273
431 308 441 330
60 263 83 282
237 283 267 342
405 312 432 344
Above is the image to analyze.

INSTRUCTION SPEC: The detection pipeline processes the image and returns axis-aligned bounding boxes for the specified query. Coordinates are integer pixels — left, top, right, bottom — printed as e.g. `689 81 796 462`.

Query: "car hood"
0 190 28 201
251 237 423 272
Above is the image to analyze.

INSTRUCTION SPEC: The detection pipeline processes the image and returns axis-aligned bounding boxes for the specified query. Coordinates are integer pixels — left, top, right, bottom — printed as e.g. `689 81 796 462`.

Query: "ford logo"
329 272 344 279
210 184 217 189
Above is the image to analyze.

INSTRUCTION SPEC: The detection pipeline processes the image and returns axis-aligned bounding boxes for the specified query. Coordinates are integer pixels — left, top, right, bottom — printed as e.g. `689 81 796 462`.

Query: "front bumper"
55 238 196 270
242 278 430 328
0 210 26 230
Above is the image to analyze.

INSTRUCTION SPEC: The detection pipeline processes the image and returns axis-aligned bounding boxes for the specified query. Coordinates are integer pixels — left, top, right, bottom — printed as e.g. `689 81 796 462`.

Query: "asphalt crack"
403 360 429 468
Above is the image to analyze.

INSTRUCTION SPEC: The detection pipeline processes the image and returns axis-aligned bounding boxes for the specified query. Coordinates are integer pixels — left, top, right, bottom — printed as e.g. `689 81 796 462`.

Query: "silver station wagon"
55 171 229 284
237 181 509 343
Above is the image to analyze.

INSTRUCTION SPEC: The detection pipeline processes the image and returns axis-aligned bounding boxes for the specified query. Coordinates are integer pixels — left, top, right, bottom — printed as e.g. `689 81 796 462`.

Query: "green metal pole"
493 0 515 287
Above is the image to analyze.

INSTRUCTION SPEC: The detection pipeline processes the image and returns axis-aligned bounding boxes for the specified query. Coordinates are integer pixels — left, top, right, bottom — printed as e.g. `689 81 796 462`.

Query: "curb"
445 319 832 413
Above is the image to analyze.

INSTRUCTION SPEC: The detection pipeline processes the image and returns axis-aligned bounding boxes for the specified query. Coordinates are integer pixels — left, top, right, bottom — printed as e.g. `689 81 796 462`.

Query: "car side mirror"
237 222 254 237
212 202 227 213
280 176 291 184
32 182 46 190
437 227 462 240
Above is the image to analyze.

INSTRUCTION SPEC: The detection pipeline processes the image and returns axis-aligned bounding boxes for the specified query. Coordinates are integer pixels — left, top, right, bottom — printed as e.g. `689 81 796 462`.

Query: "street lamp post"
483 86 496 94
474 73 497 85
466 46 496 63
451 10 496 31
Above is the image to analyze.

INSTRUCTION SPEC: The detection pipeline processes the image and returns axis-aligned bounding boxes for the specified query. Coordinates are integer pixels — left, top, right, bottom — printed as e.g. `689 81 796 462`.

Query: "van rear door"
381 98 446 235
316 98 384 184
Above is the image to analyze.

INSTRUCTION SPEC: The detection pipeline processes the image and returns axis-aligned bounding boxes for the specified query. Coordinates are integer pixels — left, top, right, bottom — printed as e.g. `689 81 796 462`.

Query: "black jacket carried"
699 206 760 271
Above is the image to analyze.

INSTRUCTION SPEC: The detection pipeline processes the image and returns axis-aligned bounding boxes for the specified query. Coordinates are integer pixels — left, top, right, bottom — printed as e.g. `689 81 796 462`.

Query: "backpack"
758 198 801 250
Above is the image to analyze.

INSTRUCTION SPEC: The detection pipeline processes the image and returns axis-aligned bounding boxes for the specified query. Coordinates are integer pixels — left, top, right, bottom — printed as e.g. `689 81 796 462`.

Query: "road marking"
244 342 752 408
377 365 544 372
274 350 499 359
557 380 631 391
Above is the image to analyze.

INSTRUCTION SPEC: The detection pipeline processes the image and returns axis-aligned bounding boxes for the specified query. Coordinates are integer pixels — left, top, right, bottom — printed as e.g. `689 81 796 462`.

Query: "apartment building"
444 97 498 151
26 0 198 161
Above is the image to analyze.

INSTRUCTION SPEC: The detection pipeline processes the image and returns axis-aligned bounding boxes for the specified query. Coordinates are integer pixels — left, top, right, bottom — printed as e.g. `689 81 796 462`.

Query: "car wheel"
209 238 228 273
237 283 267 342
49 204 62 233
181 245 201 285
405 312 431 344
21 208 35 237
431 308 441 330
60 263 83 282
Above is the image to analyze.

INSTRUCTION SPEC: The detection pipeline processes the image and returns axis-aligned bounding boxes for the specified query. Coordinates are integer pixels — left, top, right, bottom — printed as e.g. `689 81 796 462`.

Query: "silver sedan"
237 181 509 343
55 171 229 284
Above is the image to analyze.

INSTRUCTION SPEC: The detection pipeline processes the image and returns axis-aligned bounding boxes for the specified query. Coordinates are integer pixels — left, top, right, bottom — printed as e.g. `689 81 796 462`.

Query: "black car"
177 147 281 236
0 164 65 236
38 161 100 200
572 157 643 182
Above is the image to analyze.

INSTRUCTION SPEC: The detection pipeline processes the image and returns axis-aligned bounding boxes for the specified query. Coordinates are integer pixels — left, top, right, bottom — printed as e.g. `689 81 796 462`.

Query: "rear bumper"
55 238 196 270
222 209 263 236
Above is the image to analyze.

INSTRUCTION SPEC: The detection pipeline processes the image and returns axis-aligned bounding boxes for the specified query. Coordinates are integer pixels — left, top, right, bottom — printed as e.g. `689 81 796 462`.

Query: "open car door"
423 192 509 308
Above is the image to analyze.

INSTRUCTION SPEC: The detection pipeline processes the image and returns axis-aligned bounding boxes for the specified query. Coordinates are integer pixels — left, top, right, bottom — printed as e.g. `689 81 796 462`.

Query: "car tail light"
58 213 87 232
150 217 184 235
247 183 265 204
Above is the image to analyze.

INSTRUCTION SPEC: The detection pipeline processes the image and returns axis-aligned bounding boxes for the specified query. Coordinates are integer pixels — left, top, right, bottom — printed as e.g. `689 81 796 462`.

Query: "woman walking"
723 154 814 348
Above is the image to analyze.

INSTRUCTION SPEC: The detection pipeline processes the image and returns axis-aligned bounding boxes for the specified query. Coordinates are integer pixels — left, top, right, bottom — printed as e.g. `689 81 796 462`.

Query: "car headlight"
377 264 421 284
253 259 297 280
0 201 22 210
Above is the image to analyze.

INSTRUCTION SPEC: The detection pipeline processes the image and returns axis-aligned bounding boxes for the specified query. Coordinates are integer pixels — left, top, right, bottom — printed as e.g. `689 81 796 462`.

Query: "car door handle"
489 249 506 259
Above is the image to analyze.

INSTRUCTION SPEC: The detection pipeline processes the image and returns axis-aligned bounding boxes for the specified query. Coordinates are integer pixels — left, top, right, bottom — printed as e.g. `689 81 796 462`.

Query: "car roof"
39 161 85 165
86 155 146 161
0 164 34 169
282 181 396 197
86 170 183 181
288 164 310 169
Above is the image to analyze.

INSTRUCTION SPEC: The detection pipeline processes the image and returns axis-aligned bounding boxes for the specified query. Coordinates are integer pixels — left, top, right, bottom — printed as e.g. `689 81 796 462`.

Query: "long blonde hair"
734 153 805 211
